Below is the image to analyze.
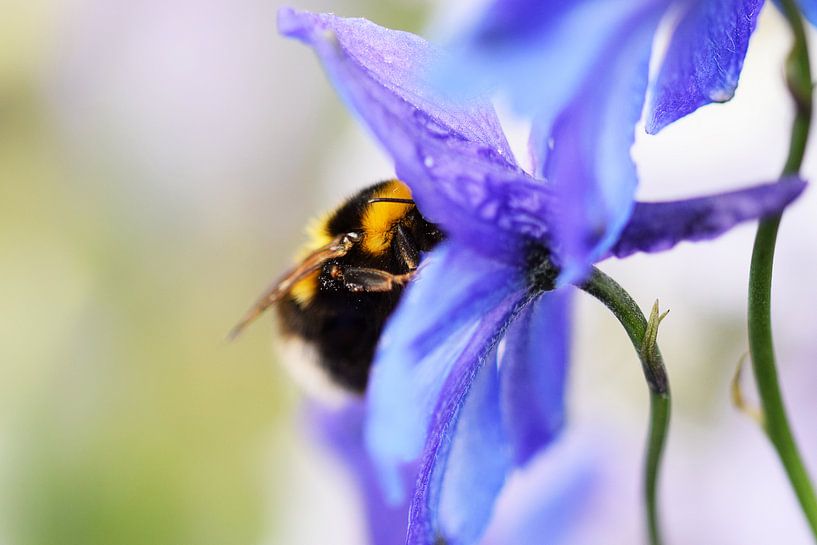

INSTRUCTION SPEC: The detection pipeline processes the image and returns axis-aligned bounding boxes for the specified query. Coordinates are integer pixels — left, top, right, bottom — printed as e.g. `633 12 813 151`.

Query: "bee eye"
345 232 362 243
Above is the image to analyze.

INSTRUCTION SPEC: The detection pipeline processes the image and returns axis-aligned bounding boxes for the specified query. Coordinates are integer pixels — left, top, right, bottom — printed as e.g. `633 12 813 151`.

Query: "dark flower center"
525 242 560 293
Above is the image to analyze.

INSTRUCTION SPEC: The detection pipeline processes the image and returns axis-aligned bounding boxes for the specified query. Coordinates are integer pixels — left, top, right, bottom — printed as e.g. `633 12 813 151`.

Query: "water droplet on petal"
424 156 435 168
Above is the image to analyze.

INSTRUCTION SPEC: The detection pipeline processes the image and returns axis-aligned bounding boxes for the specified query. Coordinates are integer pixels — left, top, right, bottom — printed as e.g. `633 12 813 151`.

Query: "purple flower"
435 0 817 279
437 0 777 279
278 8 805 545
309 402 415 545
445 0 816 134
311 400 602 545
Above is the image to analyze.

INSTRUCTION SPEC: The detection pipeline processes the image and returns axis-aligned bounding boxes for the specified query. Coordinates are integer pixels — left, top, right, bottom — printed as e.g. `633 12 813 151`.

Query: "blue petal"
365 243 526 502
400 143 557 263
646 0 764 134
437 347 510 545
544 3 663 283
279 9 558 260
436 291 575 544
610 177 807 258
405 295 531 545
463 0 575 44
480 432 600 545
499 289 572 466
437 0 655 162
309 402 412 545
278 8 514 161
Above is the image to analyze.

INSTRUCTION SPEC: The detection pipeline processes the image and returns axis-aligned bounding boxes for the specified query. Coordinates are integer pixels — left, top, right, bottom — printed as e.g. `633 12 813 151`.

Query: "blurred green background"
0 1 428 543
3 1 817 544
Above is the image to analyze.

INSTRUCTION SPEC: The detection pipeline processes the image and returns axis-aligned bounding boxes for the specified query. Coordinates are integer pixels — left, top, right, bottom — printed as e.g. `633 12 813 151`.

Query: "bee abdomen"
277 293 395 394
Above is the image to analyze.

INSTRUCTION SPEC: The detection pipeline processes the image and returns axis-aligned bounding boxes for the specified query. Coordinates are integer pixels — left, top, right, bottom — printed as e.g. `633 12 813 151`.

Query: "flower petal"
365 244 526 501
499 289 572 466
646 0 764 134
278 8 513 160
610 177 807 258
279 9 560 259
480 431 601 545
405 296 531 545
309 402 412 545
434 290 575 545
544 3 663 283
405 147 556 263
437 347 510 545
437 0 654 170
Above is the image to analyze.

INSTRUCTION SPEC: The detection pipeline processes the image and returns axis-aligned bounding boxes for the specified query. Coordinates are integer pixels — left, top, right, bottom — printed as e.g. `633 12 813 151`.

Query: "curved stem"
579 267 670 545
747 0 817 537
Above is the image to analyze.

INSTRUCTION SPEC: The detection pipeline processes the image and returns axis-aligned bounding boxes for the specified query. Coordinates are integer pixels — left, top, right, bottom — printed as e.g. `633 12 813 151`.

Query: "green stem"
580 267 670 545
780 0 813 177
747 0 817 538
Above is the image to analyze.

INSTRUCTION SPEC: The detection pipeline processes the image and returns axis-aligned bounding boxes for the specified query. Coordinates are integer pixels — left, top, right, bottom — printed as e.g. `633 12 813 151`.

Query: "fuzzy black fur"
277 181 443 393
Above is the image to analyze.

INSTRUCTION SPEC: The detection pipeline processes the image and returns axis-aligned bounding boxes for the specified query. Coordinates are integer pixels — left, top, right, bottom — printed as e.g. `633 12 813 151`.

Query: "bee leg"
393 223 420 271
340 267 414 293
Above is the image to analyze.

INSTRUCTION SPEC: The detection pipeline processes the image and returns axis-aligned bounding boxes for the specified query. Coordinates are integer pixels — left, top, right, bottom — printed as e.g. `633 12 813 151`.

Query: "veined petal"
406 295 532 545
544 3 663 284
278 8 514 160
610 177 807 258
499 289 572 466
646 0 764 134
402 149 557 262
309 402 412 545
437 347 510 545
365 244 526 502
279 9 560 258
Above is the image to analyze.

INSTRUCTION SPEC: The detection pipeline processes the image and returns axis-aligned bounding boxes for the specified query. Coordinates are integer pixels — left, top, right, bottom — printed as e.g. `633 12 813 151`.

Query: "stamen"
525 243 560 293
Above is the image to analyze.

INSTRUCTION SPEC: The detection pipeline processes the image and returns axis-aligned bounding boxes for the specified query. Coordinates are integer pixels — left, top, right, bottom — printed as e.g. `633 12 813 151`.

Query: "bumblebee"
230 179 443 394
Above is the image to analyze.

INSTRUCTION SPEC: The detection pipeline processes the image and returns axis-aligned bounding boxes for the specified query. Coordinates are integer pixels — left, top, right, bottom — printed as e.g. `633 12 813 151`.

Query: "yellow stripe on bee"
288 213 333 307
301 212 335 256
288 180 413 305
290 270 320 306
361 180 413 255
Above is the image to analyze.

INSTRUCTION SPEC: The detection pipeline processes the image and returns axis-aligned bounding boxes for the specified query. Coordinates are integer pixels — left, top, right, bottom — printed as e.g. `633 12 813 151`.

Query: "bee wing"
227 234 355 340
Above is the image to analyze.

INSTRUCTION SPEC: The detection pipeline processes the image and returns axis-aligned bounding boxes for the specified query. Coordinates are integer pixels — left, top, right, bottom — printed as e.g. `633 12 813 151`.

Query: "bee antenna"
367 198 415 205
